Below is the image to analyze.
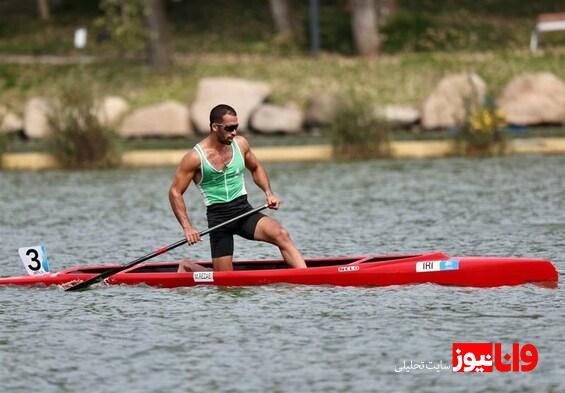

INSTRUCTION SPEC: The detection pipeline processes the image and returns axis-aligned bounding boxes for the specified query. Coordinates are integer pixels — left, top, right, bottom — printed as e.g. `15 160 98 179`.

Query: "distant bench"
530 12 565 52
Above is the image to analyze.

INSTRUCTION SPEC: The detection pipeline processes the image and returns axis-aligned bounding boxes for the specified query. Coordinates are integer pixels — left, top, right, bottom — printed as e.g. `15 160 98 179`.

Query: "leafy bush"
380 12 439 52
454 98 507 156
96 0 145 55
318 6 354 55
329 93 391 160
380 11 516 53
46 79 121 169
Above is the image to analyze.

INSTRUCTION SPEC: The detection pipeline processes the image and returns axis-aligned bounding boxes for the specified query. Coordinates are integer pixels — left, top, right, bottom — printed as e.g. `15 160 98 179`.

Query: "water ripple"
1 156 564 392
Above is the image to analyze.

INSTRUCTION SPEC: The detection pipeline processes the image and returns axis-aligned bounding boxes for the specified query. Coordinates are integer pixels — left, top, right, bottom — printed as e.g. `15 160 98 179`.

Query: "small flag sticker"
416 259 459 273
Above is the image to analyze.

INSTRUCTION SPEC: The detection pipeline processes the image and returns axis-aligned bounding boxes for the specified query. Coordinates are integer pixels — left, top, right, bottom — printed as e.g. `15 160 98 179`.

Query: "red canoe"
0 252 558 289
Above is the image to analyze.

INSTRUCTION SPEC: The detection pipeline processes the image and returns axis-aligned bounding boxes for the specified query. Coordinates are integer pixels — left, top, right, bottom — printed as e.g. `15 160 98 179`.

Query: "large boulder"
119 100 193 138
24 97 51 139
251 104 304 134
304 93 340 127
422 73 487 130
0 106 23 134
190 78 271 133
497 72 565 125
96 96 130 127
375 105 420 125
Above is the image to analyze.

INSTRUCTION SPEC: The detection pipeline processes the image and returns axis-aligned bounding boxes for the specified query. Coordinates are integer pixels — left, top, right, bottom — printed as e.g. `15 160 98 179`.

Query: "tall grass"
46 78 121 169
329 93 391 160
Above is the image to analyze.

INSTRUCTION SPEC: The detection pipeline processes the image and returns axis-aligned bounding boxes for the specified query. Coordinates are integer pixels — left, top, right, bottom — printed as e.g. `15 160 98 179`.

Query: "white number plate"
18 245 50 275
193 271 214 282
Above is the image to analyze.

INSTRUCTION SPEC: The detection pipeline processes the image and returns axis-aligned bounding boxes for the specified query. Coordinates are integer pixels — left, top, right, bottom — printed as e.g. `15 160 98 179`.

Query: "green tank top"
194 141 247 206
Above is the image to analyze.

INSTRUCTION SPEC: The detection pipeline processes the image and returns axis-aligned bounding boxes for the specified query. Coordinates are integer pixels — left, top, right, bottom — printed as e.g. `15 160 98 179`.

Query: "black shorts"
206 195 266 258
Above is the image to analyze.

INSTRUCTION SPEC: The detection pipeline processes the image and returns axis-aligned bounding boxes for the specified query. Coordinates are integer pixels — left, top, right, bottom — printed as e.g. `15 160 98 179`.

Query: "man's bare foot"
177 259 211 273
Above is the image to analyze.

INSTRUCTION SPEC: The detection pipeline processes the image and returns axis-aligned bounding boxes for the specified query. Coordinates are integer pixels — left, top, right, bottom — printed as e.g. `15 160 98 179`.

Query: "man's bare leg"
177 259 211 273
213 255 234 271
253 217 307 268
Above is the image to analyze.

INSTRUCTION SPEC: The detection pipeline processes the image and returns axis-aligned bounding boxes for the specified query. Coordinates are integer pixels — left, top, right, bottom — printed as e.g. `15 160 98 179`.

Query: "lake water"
0 155 563 392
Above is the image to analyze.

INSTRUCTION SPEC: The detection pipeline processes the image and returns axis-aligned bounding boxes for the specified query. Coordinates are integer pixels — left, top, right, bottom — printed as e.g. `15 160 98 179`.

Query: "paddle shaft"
65 204 269 291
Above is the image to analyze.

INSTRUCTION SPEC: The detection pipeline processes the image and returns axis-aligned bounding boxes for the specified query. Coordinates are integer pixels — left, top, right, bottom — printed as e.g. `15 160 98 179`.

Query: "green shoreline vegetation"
2 1 565 56
2 0 565 111
2 50 565 116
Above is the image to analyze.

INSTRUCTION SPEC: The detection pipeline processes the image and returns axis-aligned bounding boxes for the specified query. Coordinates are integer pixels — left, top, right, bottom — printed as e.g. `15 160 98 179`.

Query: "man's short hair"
210 104 237 125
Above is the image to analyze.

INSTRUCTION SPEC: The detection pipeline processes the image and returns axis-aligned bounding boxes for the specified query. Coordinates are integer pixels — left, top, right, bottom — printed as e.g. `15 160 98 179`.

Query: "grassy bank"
2 0 565 115
2 49 565 114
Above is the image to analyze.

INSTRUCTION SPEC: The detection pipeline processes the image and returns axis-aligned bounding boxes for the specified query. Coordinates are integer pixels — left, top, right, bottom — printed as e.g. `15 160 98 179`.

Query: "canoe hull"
0 253 558 289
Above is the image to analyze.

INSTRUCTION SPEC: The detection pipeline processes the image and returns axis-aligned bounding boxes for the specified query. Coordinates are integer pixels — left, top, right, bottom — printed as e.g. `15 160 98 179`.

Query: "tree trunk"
351 0 379 56
37 0 50 20
144 0 171 69
269 0 293 37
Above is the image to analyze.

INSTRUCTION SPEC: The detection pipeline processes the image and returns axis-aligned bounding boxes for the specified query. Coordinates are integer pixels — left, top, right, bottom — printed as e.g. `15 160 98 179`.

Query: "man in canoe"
169 104 307 272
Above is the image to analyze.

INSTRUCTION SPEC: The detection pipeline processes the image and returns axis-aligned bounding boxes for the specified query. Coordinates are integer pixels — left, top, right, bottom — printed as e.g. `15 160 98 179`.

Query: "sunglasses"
215 123 239 132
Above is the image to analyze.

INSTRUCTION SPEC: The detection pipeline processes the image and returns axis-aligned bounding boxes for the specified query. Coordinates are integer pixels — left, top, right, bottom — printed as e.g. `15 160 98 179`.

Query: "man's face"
213 114 239 145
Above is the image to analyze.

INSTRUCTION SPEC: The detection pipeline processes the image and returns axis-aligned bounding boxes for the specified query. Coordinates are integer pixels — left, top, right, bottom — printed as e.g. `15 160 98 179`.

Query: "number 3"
26 249 41 271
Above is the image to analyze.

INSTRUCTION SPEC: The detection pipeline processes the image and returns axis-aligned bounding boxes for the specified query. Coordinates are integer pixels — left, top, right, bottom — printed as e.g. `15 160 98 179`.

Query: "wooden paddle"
65 204 268 292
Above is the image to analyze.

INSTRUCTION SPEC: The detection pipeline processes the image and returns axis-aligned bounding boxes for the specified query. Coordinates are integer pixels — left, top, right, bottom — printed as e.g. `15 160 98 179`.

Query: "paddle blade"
64 275 105 292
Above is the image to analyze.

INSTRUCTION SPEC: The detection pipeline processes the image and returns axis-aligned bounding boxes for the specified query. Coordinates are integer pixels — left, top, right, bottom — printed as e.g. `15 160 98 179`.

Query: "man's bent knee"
272 227 293 246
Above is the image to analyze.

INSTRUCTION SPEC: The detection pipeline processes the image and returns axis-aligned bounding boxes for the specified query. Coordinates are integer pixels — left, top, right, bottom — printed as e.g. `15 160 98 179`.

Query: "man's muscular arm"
169 150 202 244
238 136 280 209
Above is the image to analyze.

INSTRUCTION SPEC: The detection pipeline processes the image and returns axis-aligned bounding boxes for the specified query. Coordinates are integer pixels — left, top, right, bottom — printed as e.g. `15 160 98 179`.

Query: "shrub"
96 0 145 55
318 6 355 55
380 12 439 52
329 93 391 160
46 79 121 169
454 98 507 157
380 10 517 53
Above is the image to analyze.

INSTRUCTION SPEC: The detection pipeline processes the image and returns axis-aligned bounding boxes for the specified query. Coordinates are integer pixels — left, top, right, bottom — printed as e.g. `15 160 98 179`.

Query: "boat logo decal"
338 266 360 272
416 259 460 273
193 271 214 282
